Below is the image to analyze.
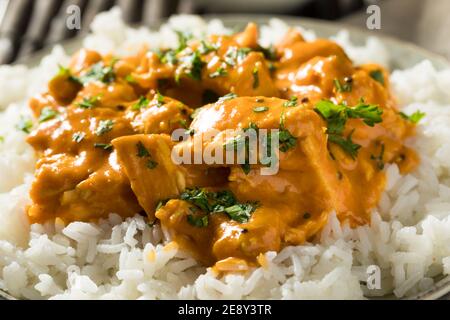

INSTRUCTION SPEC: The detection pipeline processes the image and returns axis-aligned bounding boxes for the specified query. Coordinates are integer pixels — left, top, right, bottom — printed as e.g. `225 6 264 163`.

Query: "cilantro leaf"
399 110 425 124
38 107 59 123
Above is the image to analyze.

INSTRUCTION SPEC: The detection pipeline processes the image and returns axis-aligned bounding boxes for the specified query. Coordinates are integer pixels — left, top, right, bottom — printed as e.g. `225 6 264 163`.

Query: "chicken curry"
24 23 420 270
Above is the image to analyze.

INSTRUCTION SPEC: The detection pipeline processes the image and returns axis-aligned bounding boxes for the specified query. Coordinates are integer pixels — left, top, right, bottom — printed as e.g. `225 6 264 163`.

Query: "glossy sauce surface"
26 24 418 269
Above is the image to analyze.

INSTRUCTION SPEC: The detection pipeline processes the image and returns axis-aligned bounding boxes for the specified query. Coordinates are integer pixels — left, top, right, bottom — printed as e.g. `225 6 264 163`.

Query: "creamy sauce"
25 23 418 269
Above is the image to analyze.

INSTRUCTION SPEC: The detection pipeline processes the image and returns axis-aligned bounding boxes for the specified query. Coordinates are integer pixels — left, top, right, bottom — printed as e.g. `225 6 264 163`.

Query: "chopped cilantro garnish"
132 96 150 111
370 70 385 85
224 203 257 223
17 117 33 133
95 119 114 136
136 141 158 169
159 50 178 65
278 112 297 152
371 143 385 170
156 92 165 107
38 107 58 123
314 100 383 158
181 188 258 224
176 51 204 82
209 66 228 78
125 74 136 84
328 131 361 159
72 132 85 143
198 40 218 55
256 44 277 60
136 141 150 157
76 95 101 109
187 214 209 228
252 66 259 89
334 78 352 93
175 30 192 51
78 62 115 85
94 143 113 150
283 96 298 108
399 110 425 124
224 47 251 66
146 159 158 169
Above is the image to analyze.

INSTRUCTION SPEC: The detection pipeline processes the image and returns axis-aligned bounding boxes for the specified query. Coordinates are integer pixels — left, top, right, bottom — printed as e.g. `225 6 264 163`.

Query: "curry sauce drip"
25 23 419 269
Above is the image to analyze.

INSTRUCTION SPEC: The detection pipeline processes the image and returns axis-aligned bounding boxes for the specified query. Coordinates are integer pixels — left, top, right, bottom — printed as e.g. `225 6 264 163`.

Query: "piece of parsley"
95 119 114 136
17 117 33 133
334 78 352 93
399 110 425 124
132 96 150 111
76 95 101 109
72 132 85 143
283 96 298 108
370 70 385 85
252 66 259 89
38 107 58 123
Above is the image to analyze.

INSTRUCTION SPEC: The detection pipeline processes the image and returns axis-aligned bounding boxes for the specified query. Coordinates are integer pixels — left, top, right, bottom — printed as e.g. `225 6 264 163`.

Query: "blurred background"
0 0 449 64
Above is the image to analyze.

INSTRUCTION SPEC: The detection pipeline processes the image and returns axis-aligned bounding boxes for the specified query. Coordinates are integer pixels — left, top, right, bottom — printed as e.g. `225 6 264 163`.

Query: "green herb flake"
283 96 298 108
257 44 277 60
146 159 158 169
399 110 425 124
38 107 59 123
187 214 209 228
224 47 251 67
175 30 192 52
328 131 361 159
132 96 150 111
334 78 352 93
209 66 228 78
78 62 115 85
72 132 85 143
224 203 258 223
278 112 297 152
370 70 385 85
160 50 178 65
125 74 136 84
252 66 259 89
253 106 269 113
76 95 101 109
370 143 385 170
156 92 165 108
176 51 204 82
180 188 258 224
17 117 33 134
314 100 383 158
94 143 113 151
136 141 150 158
198 40 218 55
95 119 114 136
136 141 158 169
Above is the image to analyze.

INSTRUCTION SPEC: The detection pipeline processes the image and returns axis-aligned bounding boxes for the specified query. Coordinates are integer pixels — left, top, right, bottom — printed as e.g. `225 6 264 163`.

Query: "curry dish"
25 23 419 270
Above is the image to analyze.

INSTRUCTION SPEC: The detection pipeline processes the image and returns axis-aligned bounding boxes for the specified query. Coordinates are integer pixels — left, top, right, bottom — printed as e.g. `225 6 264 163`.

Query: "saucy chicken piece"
27 49 196 223
112 134 229 218
126 23 279 107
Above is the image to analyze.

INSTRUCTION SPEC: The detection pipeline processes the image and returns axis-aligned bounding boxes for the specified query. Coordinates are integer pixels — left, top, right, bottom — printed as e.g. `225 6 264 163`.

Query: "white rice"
1 7 450 300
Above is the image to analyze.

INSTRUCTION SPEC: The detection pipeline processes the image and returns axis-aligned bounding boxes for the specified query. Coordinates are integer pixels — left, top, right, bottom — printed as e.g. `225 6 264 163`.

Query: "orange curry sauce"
25 23 418 270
